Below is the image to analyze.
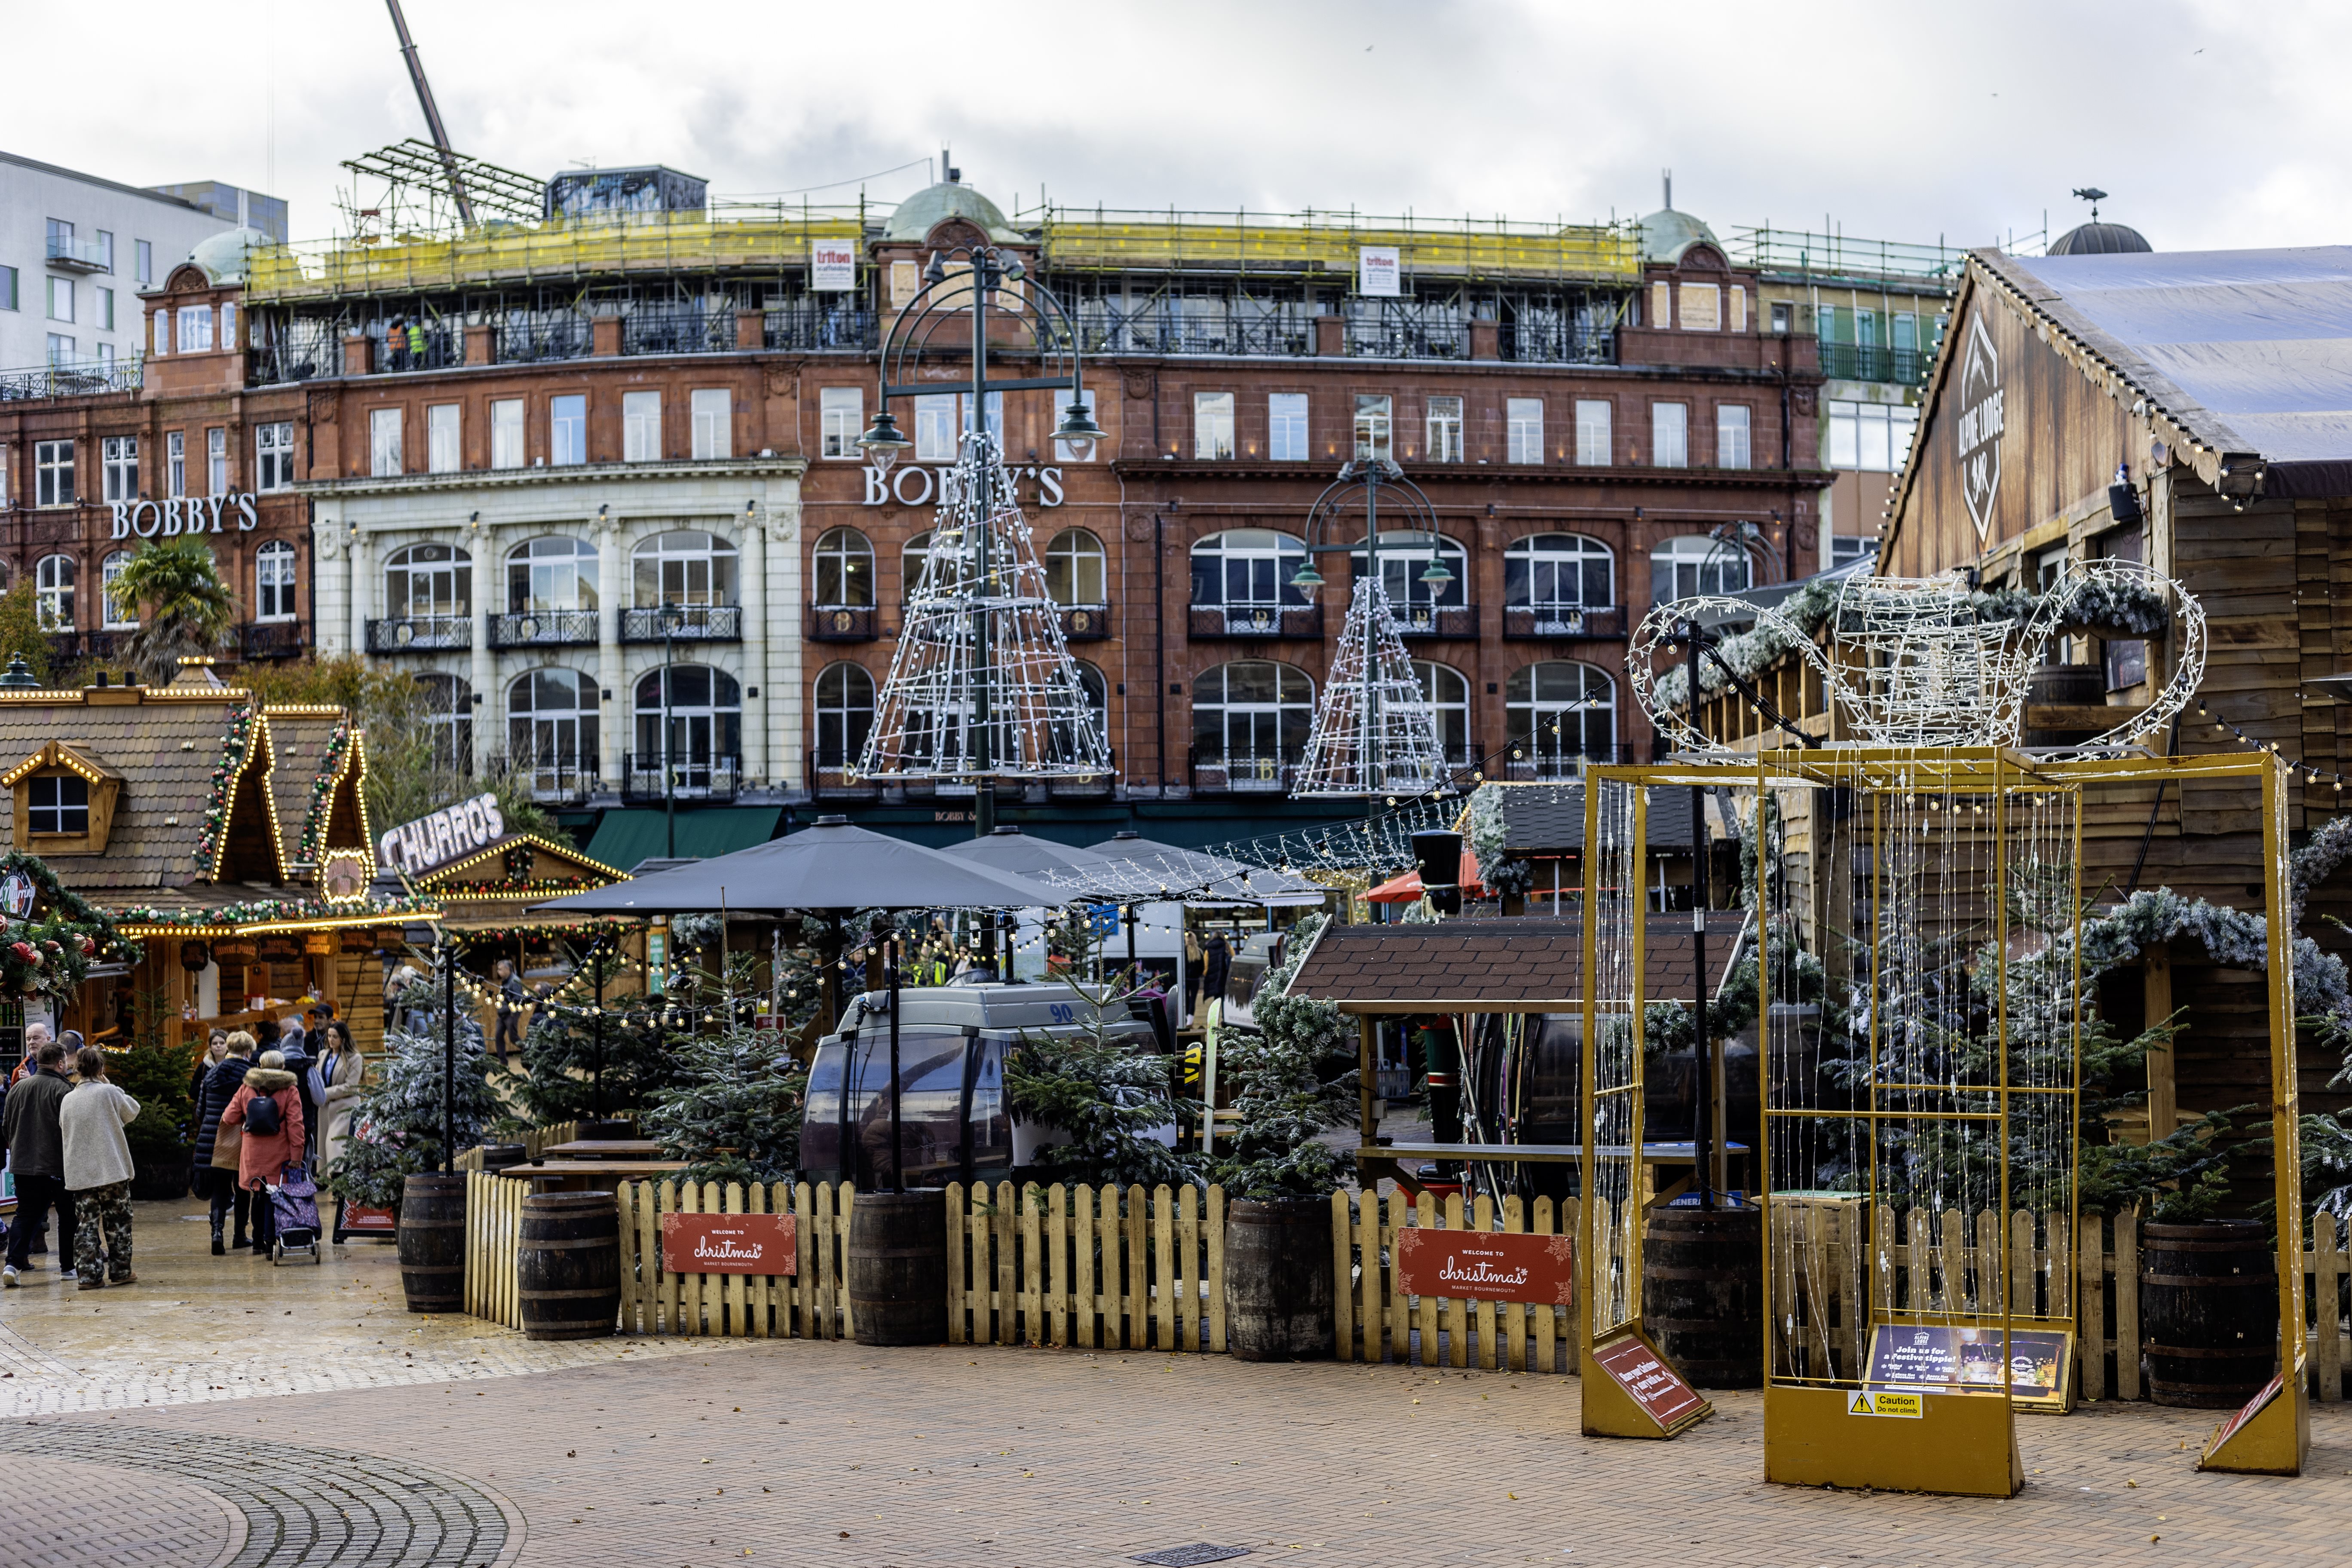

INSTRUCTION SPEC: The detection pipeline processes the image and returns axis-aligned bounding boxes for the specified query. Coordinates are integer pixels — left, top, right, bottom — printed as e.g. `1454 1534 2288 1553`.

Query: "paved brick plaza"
1 1201 2347 1567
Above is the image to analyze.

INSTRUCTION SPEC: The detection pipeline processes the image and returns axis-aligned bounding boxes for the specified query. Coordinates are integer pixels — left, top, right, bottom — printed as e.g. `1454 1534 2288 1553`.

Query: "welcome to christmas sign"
659 1212 797 1276
1393 1228 1574 1305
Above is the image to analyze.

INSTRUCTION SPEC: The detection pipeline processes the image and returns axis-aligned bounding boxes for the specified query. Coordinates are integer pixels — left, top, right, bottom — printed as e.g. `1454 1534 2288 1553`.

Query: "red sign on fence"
1393 1228 1574 1305
1592 1333 1708 1431
659 1212 797 1275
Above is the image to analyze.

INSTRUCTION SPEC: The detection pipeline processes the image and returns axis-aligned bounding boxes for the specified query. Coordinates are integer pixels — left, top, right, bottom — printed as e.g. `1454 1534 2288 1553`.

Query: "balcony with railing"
1057 604 1112 641
499 315 592 365
807 605 877 642
1186 602 1323 641
1344 300 1470 360
0 358 143 401
366 615 472 653
622 604 741 643
1188 746 1302 795
1501 603 1627 640
45 236 111 274
1817 341 1933 386
622 305 737 357
1071 299 1314 358
489 609 598 650
621 751 741 804
491 755 597 806
808 750 880 801
374 328 462 374
1387 603 1478 639
765 302 878 352
1501 316 1617 366
240 619 304 659
46 630 129 662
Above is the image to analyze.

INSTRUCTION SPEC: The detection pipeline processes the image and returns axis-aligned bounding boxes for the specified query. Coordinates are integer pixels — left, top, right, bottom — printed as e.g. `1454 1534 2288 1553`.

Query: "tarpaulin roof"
1364 849 1488 904
2001 246 2352 493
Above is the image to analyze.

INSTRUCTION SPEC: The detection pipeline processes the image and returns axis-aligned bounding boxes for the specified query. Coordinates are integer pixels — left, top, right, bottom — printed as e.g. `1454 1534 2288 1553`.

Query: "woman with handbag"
193 1031 255 1254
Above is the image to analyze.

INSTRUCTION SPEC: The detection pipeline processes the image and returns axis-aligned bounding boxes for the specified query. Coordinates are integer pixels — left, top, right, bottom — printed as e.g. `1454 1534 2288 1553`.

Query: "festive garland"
191 701 257 871
294 720 353 864
0 853 139 1002
112 891 437 930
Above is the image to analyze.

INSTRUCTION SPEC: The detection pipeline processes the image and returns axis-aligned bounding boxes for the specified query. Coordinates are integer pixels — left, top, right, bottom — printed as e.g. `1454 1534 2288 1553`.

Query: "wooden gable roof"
1282 913 1749 1013
413 831 630 906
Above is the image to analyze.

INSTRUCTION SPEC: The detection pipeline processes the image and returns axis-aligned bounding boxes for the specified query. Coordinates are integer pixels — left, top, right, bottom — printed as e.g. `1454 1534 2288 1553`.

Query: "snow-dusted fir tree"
328 974 505 1209
640 1016 806 1190
1211 916 1359 1199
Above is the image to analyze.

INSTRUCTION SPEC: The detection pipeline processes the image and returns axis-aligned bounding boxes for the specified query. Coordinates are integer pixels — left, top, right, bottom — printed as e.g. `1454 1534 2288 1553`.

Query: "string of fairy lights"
2196 699 2347 799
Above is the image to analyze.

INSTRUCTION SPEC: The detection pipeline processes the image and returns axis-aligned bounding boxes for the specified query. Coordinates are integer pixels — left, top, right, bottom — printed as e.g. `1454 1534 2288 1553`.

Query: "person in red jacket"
220 1049 306 1253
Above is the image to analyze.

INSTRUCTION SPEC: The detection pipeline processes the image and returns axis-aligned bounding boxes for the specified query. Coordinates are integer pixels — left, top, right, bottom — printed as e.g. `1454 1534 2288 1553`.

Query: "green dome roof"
1638 208 1722 265
190 226 272 284
884 181 1022 245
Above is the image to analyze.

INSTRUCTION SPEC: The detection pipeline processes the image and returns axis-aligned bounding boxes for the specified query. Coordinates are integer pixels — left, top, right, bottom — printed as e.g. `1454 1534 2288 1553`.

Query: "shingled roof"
1281 913 1749 1013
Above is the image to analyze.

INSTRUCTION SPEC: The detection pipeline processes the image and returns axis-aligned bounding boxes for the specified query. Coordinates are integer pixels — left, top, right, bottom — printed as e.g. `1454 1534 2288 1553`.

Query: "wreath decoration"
0 853 139 1002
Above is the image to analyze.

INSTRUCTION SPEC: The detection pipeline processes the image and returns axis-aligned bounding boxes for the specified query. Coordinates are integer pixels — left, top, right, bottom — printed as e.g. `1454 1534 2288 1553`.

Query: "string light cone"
1291 576 1448 796
857 434 1110 781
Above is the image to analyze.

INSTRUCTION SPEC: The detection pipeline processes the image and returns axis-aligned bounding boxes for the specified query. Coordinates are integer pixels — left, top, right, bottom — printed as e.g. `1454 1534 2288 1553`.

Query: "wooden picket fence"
946 1181 1226 1351
1332 1190 1585 1372
453 1120 589 1173
614 1179 856 1338
464 1170 527 1329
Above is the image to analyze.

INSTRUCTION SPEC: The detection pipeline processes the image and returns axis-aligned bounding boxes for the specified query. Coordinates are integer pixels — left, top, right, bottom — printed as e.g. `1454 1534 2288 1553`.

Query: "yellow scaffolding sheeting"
1033 208 1640 282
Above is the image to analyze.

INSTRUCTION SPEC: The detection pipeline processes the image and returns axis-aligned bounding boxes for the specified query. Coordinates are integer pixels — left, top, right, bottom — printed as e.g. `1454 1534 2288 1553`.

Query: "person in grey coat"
2 1041 76 1284
59 1045 137 1289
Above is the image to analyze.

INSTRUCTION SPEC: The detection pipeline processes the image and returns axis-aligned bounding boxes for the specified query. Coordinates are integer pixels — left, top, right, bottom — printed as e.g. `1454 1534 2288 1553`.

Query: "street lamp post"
855 241 1109 835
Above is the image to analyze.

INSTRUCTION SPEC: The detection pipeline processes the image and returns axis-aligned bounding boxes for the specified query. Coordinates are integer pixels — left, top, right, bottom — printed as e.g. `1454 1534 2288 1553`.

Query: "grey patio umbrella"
940 827 1131 899
528 816 1070 918
1082 833 1323 903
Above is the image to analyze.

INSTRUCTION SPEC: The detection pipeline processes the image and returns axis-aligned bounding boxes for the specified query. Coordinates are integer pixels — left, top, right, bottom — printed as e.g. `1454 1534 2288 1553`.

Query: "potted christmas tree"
1212 917 1354 1360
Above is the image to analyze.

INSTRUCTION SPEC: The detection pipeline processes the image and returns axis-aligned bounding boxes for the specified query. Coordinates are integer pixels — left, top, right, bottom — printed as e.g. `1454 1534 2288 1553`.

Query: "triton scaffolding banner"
812 238 857 291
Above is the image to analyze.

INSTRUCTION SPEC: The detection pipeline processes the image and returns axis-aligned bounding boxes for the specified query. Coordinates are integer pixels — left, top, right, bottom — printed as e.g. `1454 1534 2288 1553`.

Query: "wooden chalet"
0 665 426 1060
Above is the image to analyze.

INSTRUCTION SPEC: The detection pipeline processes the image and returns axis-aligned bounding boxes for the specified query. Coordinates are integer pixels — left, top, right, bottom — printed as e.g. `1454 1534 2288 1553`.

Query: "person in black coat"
191 1035 255 1254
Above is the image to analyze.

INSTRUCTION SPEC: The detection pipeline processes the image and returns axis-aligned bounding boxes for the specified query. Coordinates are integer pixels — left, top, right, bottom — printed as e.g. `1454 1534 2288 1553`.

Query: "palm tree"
113 536 236 683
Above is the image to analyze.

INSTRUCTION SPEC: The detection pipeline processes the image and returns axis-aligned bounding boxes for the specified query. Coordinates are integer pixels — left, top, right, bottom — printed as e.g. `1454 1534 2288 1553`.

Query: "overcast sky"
7 0 2337 254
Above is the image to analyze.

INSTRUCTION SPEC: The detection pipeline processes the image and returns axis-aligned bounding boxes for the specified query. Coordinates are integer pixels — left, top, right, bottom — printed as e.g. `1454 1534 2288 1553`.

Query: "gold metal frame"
1576 747 2307 1488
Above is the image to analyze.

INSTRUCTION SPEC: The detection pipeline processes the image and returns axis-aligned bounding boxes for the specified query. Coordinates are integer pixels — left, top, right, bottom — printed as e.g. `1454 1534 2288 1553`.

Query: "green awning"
583 807 783 873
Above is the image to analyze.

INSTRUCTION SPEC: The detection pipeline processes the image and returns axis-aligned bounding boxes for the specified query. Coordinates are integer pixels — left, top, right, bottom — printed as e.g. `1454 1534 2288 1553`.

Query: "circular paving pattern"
0 1424 514 1567
0 1455 238 1567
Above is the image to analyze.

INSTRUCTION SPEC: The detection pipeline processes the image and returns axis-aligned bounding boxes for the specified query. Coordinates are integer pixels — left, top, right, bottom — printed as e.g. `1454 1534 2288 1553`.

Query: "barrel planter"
1225 1196 1333 1361
397 1172 469 1314
2142 1219 2279 1408
849 1189 947 1346
519 1191 621 1341
479 1144 530 1173
1643 1201 1763 1388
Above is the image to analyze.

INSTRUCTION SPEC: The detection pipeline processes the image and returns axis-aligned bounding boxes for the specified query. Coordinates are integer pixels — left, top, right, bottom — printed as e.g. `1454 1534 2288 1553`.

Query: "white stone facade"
306 458 804 798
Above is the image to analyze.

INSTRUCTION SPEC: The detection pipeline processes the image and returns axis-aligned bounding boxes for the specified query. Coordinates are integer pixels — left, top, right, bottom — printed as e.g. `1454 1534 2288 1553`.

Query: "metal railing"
1069 299 1315 358
1501 603 1626 640
490 609 598 649
807 605 877 642
1388 603 1478 639
1817 341 1934 386
809 749 880 800
499 315 592 364
490 755 597 806
45 236 110 273
765 302 879 352
240 619 304 659
1725 224 1971 286
1058 604 1112 641
0 358 143 401
1344 300 1470 360
1186 603 1323 640
374 328 463 374
1188 747 1302 795
622 605 741 643
366 615 472 652
1501 317 1617 365
622 305 738 357
621 752 741 804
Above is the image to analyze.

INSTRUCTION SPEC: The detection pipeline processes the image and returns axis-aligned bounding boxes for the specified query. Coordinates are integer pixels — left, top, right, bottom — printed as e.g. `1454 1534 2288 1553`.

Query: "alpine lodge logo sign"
1957 313 2005 543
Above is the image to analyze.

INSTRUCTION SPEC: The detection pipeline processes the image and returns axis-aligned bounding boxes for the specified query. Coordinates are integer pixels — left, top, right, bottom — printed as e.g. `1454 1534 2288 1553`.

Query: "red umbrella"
1364 848 1489 904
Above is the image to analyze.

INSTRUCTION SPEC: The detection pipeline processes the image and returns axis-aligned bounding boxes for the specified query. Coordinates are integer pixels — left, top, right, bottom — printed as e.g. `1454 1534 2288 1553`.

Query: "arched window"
1349 530 1469 630
34 554 75 631
1413 660 1471 763
1189 530 1309 608
100 550 136 630
630 530 737 608
254 540 297 623
1505 661 1616 775
506 668 599 796
1046 528 1107 607
634 665 742 794
811 527 873 608
1052 658 1110 761
1649 533 1750 604
901 530 934 603
814 661 875 769
414 671 472 772
1191 661 1314 786
1504 533 1614 619
384 542 471 620
506 536 597 613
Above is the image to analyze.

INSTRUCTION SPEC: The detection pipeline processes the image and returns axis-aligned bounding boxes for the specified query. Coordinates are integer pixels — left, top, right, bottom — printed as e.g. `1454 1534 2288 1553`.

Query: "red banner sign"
659 1212 797 1275
1393 1228 1574 1305
1593 1335 1708 1431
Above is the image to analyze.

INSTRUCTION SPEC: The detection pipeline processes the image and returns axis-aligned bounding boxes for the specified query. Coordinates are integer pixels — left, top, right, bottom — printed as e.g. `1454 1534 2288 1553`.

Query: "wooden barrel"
1225 1197 1333 1361
1642 1202 1763 1388
848 1189 947 1346
2143 1220 2278 1408
519 1192 620 1341
479 1144 529 1173
397 1172 468 1314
